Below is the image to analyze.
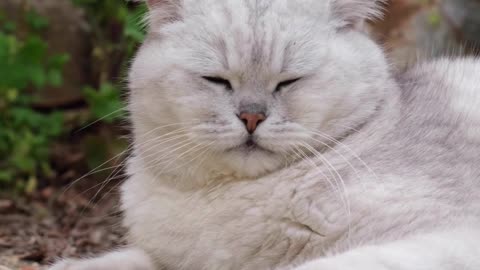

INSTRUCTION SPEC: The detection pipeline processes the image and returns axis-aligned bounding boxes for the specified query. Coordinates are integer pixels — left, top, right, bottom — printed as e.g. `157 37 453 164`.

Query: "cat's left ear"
145 0 170 9
144 0 182 26
331 0 385 29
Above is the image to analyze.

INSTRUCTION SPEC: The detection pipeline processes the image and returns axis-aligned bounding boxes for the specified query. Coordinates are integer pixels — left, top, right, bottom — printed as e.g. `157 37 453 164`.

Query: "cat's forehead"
183 0 331 24
171 0 329 75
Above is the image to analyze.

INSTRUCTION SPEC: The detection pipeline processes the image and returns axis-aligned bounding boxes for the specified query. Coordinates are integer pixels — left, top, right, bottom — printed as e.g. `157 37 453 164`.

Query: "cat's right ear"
330 0 385 30
144 0 182 26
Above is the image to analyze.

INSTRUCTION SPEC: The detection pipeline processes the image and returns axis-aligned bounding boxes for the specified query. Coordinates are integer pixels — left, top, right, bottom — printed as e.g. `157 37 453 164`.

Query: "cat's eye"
274 78 301 93
202 76 233 91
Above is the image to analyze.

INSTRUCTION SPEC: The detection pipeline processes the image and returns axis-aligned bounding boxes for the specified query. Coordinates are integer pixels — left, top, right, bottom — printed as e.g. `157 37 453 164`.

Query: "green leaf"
6 88 18 102
19 36 47 63
3 22 16 33
83 83 125 123
0 171 13 183
44 112 64 136
48 54 70 69
26 11 49 31
125 4 147 47
30 67 47 88
47 69 62 87
25 176 38 194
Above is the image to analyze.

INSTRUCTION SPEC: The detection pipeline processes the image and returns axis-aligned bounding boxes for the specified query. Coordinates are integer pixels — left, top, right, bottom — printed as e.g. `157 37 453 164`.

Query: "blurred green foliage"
72 0 146 82
0 10 69 192
83 83 124 123
72 0 145 170
72 0 145 124
72 0 146 48
0 1 146 193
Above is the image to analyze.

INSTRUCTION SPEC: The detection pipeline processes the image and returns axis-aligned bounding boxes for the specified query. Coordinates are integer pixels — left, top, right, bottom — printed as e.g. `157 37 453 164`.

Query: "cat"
50 0 480 269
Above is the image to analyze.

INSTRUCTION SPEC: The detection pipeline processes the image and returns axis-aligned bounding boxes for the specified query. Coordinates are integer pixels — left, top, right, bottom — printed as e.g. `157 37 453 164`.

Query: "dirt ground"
0 185 125 270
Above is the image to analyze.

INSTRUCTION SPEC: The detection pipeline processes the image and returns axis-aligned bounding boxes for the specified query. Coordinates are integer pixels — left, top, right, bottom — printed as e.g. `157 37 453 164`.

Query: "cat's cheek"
287 91 329 130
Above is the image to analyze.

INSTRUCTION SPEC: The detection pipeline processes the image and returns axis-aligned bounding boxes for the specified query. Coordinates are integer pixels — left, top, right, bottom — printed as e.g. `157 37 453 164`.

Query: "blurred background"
0 0 479 269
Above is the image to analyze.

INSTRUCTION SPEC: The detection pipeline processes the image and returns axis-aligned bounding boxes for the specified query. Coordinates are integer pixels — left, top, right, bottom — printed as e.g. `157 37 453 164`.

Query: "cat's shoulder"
413 57 479 82
398 57 480 91
397 57 480 123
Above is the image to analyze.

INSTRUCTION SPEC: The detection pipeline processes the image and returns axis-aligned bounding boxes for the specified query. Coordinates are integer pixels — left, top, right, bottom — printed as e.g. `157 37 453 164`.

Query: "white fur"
128 0 389 184
50 1 480 270
442 59 480 140
49 248 153 270
292 228 480 270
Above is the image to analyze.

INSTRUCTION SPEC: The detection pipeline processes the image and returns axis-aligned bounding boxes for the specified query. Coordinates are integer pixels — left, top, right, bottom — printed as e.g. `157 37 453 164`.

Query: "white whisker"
309 129 382 188
300 142 353 247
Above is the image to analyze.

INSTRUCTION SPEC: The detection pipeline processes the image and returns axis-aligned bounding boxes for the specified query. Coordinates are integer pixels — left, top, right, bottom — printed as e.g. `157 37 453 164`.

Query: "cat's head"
129 0 390 180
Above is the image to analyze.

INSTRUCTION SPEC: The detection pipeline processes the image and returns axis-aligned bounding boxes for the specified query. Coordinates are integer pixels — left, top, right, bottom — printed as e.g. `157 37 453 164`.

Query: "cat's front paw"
290 261 342 270
49 249 155 270
49 258 154 270
49 260 87 270
290 257 387 270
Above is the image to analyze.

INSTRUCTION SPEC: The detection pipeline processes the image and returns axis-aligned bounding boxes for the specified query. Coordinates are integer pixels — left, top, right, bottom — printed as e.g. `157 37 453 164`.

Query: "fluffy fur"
51 0 480 269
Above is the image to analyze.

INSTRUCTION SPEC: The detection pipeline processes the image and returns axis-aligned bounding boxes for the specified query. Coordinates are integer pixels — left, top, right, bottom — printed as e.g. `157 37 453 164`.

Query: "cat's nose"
238 112 266 134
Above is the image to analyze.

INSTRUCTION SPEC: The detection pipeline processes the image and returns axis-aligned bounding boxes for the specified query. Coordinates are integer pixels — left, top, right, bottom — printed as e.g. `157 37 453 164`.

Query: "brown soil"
0 185 125 270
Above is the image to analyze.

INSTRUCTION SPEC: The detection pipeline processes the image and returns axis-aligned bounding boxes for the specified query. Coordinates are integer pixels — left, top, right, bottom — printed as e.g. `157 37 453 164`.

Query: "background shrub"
0 0 146 194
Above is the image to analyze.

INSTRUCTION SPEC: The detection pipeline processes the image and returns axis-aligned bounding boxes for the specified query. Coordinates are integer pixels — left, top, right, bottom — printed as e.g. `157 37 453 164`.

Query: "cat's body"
120 59 480 270
51 0 480 269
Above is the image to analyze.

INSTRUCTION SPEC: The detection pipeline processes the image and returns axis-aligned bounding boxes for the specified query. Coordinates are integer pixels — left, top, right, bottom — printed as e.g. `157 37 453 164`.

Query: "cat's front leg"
290 227 480 270
49 248 154 270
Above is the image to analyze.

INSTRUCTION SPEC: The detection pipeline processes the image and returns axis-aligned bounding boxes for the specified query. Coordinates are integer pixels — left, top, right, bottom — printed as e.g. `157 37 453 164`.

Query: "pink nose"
239 112 266 134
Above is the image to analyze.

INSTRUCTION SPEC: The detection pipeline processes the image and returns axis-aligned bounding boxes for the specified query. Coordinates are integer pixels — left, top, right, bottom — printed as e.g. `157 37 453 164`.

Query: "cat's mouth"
245 138 257 148
228 137 274 154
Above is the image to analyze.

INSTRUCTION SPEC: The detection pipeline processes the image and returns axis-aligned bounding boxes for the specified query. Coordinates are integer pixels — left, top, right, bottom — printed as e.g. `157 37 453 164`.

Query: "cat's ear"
145 0 170 9
331 0 385 29
143 0 182 26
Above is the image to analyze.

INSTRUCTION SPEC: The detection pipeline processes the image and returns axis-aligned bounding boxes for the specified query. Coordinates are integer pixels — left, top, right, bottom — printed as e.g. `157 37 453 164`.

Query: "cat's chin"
218 145 284 179
226 141 275 155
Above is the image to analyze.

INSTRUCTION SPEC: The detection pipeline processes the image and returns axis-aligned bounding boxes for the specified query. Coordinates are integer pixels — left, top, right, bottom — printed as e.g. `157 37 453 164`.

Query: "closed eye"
202 76 233 91
274 78 302 93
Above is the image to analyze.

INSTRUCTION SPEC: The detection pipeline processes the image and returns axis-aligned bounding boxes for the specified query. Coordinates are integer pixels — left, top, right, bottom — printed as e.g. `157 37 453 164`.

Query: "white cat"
50 0 480 269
